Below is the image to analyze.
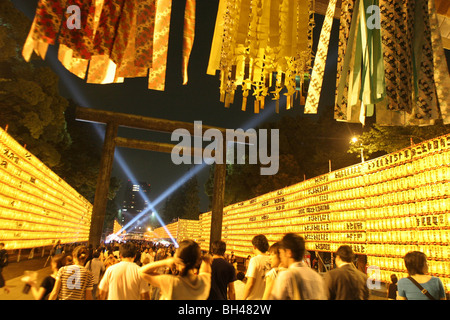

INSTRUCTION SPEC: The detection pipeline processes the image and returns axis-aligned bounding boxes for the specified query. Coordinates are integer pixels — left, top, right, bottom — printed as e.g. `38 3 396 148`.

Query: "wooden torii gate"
75 107 228 249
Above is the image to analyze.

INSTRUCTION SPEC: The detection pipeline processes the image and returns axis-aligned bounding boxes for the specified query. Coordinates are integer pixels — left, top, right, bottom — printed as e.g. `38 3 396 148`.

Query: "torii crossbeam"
75 107 228 249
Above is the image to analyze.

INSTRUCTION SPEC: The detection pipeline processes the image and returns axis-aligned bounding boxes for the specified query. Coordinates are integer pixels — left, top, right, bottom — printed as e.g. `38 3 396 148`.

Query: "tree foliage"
57 101 122 203
205 110 362 207
349 123 450 159
0 0 70 168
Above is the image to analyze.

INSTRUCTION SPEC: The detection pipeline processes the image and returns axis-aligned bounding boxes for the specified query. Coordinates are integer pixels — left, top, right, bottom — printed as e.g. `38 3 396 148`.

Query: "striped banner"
304 0 338 114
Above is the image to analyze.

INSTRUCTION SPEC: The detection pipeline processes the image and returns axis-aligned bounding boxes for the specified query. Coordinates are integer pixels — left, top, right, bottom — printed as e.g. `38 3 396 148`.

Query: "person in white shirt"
243 234 271 300
98 242 150 300
263 242 286 300
85 250 105 299
140 248 153 265
139 240 212 300
270 233 326 300
234 271 247 300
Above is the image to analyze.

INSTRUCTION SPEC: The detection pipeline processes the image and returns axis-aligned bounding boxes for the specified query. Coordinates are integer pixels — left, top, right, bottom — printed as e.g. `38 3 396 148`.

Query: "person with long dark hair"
139 240 212 300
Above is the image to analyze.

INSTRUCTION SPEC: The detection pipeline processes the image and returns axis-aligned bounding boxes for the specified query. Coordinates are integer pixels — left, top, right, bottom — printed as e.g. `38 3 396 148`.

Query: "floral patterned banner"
22 0 195 91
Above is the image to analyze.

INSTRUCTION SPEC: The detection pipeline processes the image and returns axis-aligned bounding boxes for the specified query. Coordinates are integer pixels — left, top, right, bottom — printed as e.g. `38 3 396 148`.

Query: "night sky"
8 0 377 215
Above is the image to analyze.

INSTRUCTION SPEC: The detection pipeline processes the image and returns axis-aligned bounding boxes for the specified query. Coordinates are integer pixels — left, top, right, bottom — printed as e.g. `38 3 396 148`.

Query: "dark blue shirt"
207 257 236 300
398 276 445 300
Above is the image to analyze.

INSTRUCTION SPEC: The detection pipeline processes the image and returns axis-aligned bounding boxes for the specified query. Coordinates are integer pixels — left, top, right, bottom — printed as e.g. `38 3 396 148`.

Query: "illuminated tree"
348 123 450 160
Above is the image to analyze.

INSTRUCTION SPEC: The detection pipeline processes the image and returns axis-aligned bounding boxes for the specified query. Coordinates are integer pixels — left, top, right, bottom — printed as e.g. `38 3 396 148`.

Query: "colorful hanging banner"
22 0 195 91
304 0 338 114
182 0 196 85
207 0 314 112
334 0 449 126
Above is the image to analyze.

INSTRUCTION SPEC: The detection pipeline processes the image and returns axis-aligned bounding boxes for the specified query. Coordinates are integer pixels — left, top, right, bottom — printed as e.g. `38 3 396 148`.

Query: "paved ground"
0 256 53 300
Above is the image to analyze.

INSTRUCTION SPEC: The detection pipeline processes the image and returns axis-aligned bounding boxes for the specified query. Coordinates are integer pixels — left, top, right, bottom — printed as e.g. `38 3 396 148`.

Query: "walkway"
0 256 52 300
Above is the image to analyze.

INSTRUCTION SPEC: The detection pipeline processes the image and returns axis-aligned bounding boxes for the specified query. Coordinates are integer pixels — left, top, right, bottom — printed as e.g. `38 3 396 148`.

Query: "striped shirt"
56 265 94 300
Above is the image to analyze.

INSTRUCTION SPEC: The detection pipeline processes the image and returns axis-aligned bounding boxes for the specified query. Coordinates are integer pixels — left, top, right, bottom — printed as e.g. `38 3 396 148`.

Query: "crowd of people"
6 233 448 300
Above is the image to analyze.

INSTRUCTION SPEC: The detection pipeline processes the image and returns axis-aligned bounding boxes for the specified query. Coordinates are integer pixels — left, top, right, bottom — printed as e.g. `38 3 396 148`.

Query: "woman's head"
175 240 201 277
268 242 282 268
404 251 428 275
51 253 67 271
72 245 89 265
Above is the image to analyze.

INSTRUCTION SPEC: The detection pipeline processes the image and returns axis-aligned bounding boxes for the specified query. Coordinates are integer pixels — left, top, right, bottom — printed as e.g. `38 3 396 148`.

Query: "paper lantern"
0 127 93 250
199 133 450 285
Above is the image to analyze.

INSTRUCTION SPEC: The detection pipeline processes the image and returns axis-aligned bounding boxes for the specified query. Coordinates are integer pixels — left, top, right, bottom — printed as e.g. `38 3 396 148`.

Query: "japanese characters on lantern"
0 127 93 250
199 133 450 290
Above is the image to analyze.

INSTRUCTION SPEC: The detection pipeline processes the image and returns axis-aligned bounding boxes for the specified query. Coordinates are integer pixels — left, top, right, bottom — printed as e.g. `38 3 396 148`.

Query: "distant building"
121 181 151 232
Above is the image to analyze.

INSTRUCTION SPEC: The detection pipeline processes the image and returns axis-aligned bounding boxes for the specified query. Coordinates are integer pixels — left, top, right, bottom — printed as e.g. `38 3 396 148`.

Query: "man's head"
119 242 137 259
335 245 354 267
252 234 269 253
279 233 305 266
211 240 227 256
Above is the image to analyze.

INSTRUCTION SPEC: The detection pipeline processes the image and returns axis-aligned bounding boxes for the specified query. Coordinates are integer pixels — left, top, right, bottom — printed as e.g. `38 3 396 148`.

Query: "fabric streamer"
207 0 314 112
148 0 172 91
428 0 450 124
304 0 338 114
182 0 196 85
334 0 448 126
22 0 195 91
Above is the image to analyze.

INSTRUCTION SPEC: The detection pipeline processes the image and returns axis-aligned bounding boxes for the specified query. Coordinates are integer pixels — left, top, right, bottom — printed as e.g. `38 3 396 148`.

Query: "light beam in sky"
43 42 284 246
114 99 282 236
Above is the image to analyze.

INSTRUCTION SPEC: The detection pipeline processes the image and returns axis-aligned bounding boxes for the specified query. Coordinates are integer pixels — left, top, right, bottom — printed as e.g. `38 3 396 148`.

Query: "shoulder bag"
407 276 436 300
